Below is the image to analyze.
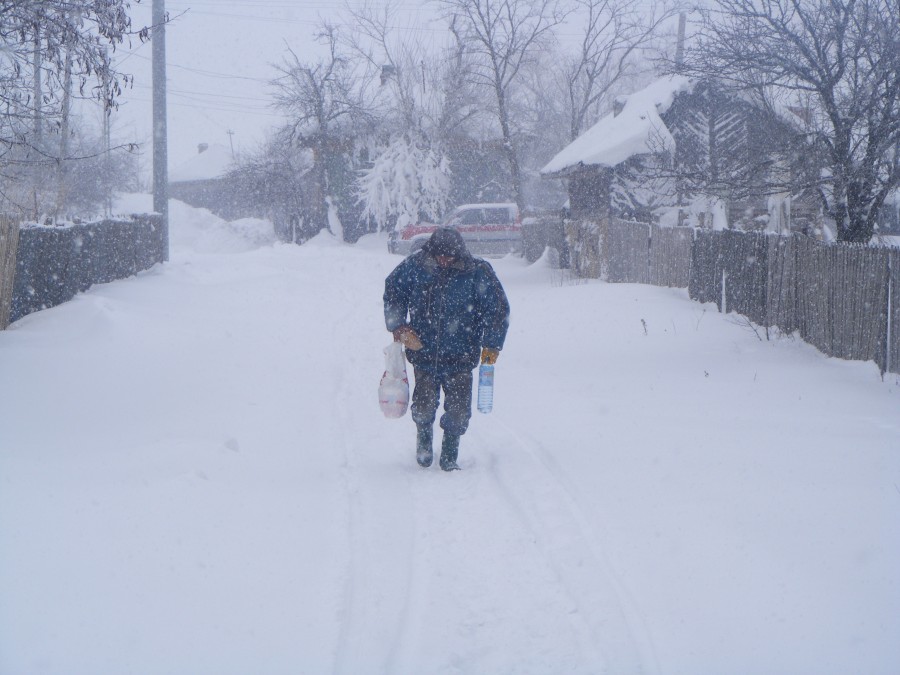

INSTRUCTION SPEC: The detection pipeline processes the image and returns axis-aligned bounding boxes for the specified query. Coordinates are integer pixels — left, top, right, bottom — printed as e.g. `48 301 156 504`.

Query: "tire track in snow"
327 274 419 674
383 467 461 673
387 441 604 672
473 417 662 675
381 466 428 672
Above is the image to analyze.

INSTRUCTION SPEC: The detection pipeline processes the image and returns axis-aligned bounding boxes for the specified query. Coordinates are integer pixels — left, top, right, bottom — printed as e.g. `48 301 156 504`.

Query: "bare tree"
272 26 368 139
1 1 144 218
229 128 319 243
345 0 479 142
0 1 138 146
562 0 680 141
436 0 569 210
683 0 900 242
270 24 373 239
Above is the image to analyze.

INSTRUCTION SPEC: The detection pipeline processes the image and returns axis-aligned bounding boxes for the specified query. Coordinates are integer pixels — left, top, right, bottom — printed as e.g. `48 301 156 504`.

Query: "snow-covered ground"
2 197 899 675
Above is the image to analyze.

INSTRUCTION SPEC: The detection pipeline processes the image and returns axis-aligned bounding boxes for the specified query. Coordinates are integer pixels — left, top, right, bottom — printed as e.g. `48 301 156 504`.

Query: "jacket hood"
421 227 470 259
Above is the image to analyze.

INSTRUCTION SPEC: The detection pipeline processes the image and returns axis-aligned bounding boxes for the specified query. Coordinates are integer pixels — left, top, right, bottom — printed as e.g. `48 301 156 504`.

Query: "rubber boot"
416 425 433 468
439 433 461 471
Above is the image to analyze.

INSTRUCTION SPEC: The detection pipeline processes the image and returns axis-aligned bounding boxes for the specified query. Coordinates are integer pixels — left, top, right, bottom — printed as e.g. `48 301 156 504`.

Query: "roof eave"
541 161 619 179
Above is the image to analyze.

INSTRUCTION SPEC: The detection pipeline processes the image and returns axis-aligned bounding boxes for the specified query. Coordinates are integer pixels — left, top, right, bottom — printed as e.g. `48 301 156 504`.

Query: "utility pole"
32 23 42 220
103 48 112 218
226 129 235 159
152 0 169 261
674 13 686 71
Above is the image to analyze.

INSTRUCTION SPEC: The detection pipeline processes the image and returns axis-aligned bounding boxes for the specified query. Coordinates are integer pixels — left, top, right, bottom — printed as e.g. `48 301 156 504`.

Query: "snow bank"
112 193 275 255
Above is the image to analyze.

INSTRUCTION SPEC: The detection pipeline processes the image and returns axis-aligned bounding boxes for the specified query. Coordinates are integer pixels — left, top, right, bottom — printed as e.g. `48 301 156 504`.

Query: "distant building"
169 143 254 220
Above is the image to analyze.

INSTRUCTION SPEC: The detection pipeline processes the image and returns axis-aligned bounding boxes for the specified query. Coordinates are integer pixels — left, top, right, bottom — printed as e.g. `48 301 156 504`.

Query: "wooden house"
541 76 821 234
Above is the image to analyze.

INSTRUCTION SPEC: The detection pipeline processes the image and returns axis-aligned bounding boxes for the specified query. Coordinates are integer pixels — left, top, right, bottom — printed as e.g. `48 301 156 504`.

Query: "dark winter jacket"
384 235 510 377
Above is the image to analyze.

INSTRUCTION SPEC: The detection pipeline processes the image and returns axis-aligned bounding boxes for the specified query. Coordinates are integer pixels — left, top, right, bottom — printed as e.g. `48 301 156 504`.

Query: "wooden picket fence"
567 218 693 287
565 217 900 375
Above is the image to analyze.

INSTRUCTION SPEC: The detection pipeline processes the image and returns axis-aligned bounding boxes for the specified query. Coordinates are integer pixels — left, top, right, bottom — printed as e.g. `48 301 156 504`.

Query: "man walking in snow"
384 227 510 471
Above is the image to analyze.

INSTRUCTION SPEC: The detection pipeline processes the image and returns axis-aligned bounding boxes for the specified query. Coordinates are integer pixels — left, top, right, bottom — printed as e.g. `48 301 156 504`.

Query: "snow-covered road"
2 199 898 674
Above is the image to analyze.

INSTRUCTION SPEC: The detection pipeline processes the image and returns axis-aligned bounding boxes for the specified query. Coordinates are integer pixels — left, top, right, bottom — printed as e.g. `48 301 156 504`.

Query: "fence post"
0 216 20 330
721 269 727 313
888 253 893 374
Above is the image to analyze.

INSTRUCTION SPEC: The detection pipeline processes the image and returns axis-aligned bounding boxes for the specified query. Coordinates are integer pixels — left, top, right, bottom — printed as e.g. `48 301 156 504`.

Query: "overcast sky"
110 1 440 173
110 0 678 176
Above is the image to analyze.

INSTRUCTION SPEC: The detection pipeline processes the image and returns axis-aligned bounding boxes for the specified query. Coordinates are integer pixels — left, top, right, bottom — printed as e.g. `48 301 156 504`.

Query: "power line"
164 7 444 33
118 51 269 82
131 82 271 103
169 0 428 9
122 95 285 118
162 5 660 41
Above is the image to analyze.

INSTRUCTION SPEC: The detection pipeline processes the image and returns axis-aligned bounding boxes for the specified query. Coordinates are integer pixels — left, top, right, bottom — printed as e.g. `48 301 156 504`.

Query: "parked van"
388 203 522 256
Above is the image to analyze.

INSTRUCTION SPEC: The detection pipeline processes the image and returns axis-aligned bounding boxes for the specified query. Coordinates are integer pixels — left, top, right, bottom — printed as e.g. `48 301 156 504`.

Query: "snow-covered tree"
358 133 452 231
345 2 476 229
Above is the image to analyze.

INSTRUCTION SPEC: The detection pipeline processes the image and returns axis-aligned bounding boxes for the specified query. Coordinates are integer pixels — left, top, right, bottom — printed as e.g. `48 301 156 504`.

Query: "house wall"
567 169 611 220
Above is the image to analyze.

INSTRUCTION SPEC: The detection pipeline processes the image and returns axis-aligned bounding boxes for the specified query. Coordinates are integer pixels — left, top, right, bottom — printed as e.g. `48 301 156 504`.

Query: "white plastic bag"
379 342 410 418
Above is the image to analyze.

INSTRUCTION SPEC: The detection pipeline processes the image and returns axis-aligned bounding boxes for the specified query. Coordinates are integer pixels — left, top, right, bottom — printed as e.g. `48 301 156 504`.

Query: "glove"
481 347 500 365
392 325 423 351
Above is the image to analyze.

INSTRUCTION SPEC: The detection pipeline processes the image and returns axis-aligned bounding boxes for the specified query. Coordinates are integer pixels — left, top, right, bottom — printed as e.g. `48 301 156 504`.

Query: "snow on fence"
4 215 165 326
0 215 21 329
570 218 900 375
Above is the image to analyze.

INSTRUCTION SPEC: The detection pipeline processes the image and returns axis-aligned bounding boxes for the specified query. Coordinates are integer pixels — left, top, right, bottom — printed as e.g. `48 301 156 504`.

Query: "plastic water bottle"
477 364 494 414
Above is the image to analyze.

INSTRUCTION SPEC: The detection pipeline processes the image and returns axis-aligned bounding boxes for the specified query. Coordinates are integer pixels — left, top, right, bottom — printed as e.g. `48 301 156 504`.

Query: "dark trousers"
411 368 473 436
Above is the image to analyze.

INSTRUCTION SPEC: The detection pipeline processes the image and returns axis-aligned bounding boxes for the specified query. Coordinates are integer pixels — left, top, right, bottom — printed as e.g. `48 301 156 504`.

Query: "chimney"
198 143 209 154
675 13 687 70
380 65 396 86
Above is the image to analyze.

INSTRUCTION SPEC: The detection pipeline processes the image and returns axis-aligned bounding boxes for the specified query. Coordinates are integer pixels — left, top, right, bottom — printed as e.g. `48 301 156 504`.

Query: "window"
483 208 512 224
456 209 484 226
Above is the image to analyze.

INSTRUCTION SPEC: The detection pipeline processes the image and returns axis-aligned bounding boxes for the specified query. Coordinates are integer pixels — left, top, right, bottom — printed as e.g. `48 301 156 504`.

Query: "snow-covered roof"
541 75 694 177
170 144 234 183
